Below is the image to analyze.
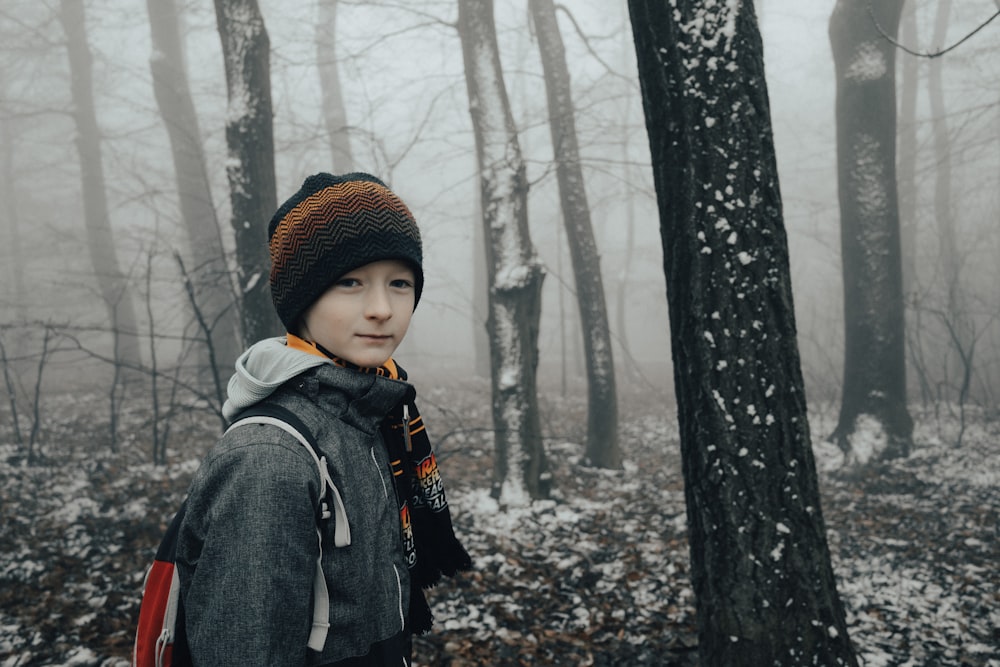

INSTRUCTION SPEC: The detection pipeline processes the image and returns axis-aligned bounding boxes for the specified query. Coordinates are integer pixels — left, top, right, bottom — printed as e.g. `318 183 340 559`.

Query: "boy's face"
299 259 416 367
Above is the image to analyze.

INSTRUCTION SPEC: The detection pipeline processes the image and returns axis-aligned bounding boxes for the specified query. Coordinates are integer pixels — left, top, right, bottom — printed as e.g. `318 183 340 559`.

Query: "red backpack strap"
133 504 185 667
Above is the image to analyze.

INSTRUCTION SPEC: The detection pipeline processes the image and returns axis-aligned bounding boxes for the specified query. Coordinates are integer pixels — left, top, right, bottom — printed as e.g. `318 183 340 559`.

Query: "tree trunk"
471 173 491 379
928 0 960 319
530 0 620 469
214 0 281 343
457 0 550 506
1 113 27 324
615 2 638 378
830 0 913 461
146 0 240 374
629 1 858 664
316 0 355 172
897 3 918 296
58 0 142 370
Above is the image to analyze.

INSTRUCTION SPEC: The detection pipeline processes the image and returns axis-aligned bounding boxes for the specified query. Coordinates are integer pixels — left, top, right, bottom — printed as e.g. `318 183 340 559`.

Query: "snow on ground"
0 385 996 666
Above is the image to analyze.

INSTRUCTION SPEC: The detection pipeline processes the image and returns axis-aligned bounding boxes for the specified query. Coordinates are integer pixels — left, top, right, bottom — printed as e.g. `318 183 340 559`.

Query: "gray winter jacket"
176 338 412 666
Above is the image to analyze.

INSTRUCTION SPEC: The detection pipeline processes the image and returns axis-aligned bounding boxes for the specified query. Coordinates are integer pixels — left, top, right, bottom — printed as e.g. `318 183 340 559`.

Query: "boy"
176 172 471 666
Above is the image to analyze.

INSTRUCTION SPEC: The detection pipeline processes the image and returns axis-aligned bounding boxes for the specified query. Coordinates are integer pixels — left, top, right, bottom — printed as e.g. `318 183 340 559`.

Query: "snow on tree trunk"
58 0 143 371
147 0 240 375
316 0 354 173
214 0 281 343
530 0 620 469
830 0 912 462
458 0 550 507
629 1 858 664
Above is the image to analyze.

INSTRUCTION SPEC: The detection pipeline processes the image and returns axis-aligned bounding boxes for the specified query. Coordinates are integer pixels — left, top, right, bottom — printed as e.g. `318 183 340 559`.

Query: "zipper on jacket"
402 404 413 452
371 448 389 498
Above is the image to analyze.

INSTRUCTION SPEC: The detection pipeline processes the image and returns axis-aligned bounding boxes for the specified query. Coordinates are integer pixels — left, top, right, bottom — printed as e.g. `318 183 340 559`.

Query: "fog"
1 0 997 408
2 2 999 664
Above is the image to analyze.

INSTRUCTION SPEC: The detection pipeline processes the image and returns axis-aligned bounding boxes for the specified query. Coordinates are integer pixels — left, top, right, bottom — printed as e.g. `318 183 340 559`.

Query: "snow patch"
243 271 261 293
852 134 888 221
494 264 533 291
845 42 887 81
677 0 742 54
849 413 888 465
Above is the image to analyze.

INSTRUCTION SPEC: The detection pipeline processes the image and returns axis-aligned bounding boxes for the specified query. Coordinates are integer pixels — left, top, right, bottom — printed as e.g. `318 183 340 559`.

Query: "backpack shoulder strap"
134 502 187 667
226 403 350 548
225 404 342 652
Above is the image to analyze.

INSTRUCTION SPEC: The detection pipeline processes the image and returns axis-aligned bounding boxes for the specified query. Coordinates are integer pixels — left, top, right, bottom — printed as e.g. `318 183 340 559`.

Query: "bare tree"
629 1 858 663
927 0 962 323
897 2 918 295
529 0 620 469
142 247 164 464
57 0 142 370
457 0 550 505
919 0 979 422
0 106 27 326
0 331 25 449
0 324 54 465
214 0 281 343
146 0 240 374
829 0 913 461
472 186 491 378
316 0 355 172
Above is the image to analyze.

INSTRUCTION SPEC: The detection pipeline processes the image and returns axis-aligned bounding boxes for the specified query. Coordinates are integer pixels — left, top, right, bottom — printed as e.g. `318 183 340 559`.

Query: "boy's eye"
336 278 360 288
390 279 414 289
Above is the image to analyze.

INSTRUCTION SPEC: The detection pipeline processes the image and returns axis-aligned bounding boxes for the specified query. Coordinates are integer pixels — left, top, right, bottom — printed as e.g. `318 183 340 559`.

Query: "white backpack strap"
226 415 351 547
226 415 348 651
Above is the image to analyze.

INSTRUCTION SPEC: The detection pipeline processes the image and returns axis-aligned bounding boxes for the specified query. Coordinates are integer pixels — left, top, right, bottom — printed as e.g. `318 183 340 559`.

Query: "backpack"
132 403 350 667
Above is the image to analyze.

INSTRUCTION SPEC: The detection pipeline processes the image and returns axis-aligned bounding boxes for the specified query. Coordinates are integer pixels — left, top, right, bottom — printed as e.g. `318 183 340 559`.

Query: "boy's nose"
365 288 393 320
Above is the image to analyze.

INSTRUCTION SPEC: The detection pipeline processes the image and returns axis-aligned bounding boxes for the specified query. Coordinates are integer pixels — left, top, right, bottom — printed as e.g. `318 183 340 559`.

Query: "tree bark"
629 1 858 664
457 0 550 506
58 0 142 370
830 0 913 461
316 0 355 172
530 0 620 469
214 0 281 343
146 0 240 373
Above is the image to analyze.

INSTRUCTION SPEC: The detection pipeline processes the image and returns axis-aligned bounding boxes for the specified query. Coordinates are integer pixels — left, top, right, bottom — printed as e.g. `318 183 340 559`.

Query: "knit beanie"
268 172 424 332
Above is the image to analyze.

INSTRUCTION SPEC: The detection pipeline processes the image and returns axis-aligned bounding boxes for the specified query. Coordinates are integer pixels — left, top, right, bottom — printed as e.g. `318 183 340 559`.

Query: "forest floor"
0 380 997 666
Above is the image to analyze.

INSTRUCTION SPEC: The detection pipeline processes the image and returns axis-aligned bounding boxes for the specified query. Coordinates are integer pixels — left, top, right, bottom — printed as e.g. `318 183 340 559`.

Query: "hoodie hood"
222 337 330 420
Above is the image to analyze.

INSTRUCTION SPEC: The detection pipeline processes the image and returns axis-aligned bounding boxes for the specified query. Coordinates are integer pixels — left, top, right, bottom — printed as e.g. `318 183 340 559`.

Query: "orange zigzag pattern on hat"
270 180 417 295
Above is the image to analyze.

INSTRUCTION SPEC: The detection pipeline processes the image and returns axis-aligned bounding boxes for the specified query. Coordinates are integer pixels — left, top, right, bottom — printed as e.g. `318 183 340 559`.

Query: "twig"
174 251 226 423
869 1 1000 59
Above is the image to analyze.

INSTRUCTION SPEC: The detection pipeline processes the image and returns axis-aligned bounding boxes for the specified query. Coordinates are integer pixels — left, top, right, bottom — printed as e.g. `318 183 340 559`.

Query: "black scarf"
318 348 472 634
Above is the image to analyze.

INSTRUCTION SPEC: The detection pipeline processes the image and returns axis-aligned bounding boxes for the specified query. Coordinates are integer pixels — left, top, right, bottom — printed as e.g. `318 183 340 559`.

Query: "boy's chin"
339 352 393 368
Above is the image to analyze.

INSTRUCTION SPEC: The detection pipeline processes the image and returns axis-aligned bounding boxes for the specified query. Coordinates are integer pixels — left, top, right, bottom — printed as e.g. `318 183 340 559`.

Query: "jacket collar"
306 363 412 434
223 336 412 427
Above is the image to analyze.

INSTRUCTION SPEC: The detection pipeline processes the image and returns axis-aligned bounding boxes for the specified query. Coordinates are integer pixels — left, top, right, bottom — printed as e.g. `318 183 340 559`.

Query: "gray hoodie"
178 337 412 666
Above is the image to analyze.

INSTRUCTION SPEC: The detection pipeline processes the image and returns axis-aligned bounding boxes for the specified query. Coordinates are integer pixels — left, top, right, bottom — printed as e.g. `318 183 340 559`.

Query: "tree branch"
869 1 1000 58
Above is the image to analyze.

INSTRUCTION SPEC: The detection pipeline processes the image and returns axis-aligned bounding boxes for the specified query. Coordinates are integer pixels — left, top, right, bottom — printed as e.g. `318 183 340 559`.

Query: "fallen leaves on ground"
0 385 996 666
